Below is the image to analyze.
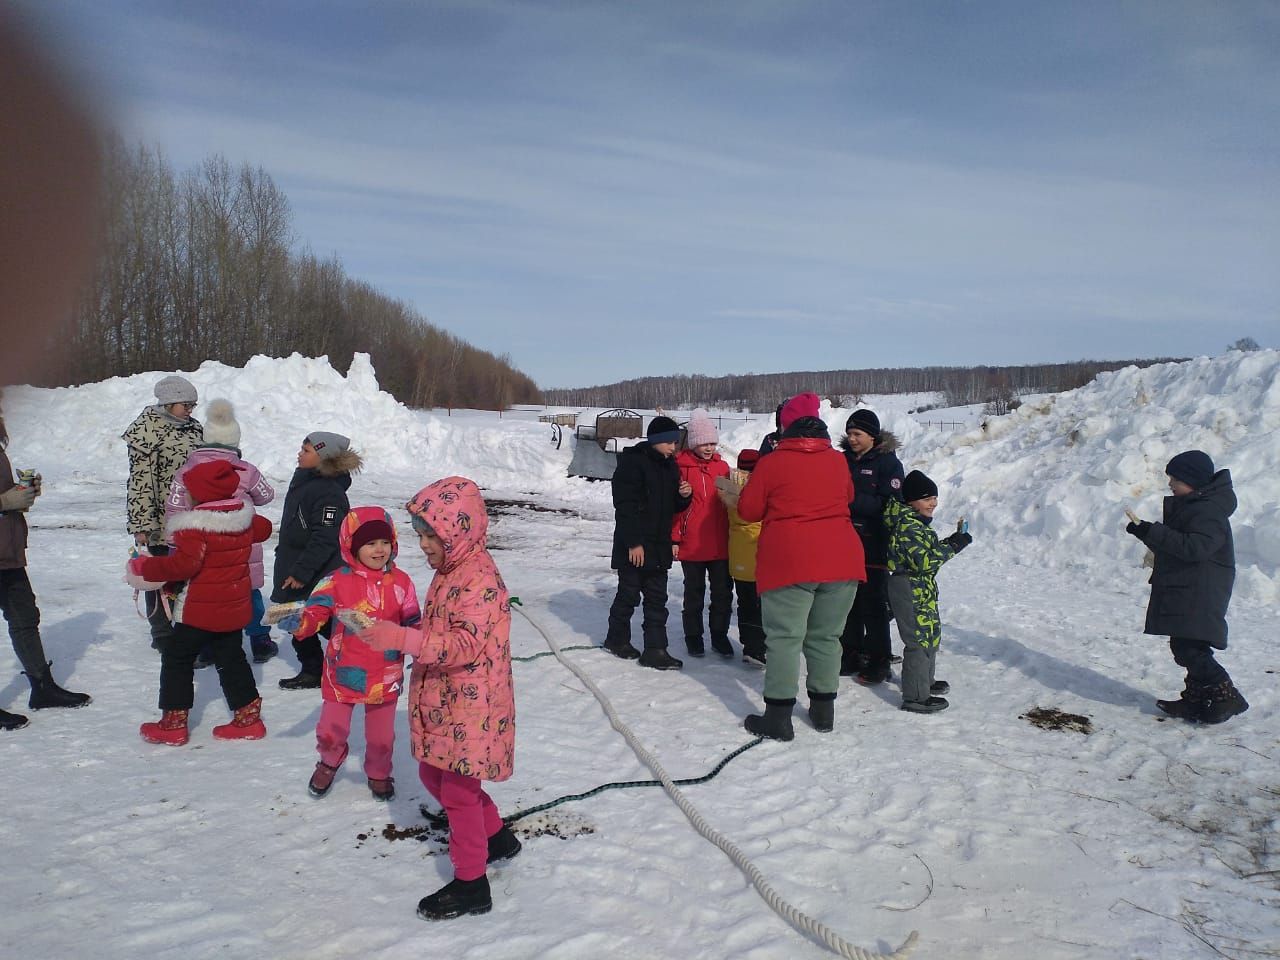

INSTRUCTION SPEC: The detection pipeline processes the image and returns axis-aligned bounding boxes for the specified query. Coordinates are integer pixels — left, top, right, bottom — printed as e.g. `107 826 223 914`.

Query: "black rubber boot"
25 662 92 710
1 707 30 730
487 824 522 864
807 690 835 733
1197 681 1249 725
417 875 492 921
744 698 795 741
639 648 683 671
603 642 640 660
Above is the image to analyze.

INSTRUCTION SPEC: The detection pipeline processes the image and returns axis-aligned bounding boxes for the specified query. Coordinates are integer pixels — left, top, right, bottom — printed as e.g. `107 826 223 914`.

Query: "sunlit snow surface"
1 352 1276 959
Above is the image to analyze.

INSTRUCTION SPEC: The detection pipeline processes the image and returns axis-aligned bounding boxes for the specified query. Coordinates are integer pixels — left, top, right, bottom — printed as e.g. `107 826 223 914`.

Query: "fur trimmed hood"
839 429 899 455
318 448 363 477
165 499 254 536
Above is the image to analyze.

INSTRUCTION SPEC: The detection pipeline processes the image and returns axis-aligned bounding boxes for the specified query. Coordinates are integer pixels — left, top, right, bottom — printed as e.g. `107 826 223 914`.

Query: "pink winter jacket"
165 446 274 589
293 506 421 705
401 477 515 782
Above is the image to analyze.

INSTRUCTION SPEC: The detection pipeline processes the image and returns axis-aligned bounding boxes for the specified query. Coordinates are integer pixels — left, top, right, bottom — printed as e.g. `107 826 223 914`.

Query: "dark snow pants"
733 578 766 659
1169 636 1230 688
159 624 259 712
606 565 671 650
680 559 732 644
840 565 891 672
0 568 48 676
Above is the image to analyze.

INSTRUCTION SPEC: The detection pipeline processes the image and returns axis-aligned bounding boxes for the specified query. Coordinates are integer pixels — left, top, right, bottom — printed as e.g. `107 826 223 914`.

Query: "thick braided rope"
513 603 920 960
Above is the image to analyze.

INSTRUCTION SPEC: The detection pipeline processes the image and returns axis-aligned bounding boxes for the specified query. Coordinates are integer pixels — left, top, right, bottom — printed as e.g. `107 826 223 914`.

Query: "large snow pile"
2 353 571 493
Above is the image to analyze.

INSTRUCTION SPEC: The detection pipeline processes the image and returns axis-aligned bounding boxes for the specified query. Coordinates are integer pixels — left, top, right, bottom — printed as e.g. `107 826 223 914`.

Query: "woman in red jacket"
737 393 864 741
127 459 273 745
672 409 732 658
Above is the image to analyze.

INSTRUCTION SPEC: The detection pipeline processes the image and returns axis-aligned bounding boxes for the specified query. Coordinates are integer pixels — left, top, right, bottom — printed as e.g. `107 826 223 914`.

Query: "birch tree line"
34 138 538 409
543 358 1183 411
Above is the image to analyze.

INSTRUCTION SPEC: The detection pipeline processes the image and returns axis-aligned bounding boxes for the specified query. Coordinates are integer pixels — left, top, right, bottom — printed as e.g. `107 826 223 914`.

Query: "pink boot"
140 709 190 746
212 697 265 741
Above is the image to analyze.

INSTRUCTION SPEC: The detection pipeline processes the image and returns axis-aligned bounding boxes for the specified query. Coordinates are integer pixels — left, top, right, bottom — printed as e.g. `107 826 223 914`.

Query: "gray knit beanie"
154 375 198 405
305 431 351 461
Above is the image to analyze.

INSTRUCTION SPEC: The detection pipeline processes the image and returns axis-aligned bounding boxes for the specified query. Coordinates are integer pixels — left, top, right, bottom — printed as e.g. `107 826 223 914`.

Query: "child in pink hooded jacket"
293 507 420 801
361 476 519 922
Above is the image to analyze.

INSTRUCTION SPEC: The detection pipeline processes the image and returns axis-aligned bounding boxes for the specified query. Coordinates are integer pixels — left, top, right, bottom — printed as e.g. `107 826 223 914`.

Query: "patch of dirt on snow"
1021 706 1093 734
486 498 580 518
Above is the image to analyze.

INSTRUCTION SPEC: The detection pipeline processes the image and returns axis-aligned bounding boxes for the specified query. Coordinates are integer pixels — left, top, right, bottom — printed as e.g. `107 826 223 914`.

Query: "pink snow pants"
419 762 504 881
316 700 397 778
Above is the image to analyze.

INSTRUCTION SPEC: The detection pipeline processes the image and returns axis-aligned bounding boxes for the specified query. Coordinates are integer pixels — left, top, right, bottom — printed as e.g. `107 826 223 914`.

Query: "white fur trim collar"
165 500 254 536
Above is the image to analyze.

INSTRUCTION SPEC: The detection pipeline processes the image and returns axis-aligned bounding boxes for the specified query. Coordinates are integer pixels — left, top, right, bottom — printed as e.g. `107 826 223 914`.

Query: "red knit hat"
780 392 821 430
185 460 240 504
737 449 760 471
350 518 393 556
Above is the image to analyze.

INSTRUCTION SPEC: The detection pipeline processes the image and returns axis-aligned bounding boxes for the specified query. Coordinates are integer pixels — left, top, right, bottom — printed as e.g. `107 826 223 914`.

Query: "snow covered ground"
1 353 1276 960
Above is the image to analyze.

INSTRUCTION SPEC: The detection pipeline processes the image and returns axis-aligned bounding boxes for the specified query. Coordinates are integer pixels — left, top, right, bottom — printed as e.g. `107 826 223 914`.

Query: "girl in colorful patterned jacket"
360 476 519 922
294 507 421 801
126 459 273 745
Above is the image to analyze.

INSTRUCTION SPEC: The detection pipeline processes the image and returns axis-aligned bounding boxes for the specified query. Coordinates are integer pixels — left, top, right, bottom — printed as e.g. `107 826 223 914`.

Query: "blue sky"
18 1 1280 387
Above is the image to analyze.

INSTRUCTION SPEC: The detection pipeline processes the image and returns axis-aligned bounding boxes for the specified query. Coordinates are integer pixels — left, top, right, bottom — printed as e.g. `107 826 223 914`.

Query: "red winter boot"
140 709 190 746
212 697 266 741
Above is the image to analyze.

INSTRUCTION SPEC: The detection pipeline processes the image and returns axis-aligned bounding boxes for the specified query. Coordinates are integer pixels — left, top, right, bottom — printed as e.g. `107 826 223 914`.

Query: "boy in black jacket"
604 416 692 671
838 409 904 684
273 431 362 689
1126 450 1247 724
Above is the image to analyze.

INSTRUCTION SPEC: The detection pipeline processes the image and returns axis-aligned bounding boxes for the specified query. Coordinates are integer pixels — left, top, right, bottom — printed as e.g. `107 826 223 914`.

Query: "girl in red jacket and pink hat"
127 458 273 745
361 476 519 922
291 506 421 801
672 409 733 658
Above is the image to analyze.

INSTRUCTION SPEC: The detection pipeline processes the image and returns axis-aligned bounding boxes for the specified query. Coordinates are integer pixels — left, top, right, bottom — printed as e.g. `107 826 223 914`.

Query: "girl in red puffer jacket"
672 409 732 658
127 459 273 745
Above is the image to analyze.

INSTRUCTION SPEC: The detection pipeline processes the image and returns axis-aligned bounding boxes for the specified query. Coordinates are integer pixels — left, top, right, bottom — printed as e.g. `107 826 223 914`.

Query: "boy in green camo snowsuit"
883 470 972 714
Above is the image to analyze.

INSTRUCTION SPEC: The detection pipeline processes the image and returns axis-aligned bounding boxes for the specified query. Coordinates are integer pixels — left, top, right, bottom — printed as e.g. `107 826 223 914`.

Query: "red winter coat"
671 448 729 562
137 499 273 632
737 436 864 593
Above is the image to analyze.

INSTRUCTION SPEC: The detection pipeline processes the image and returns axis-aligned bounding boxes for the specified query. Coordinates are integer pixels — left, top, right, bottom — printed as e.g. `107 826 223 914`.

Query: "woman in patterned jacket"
361 476 519 922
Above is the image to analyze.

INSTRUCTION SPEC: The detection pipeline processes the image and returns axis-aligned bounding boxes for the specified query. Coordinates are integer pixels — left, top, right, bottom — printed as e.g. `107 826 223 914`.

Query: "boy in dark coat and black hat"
838 408 904 684
1126 450 1247 724
604 416 692 670
273 431 363 689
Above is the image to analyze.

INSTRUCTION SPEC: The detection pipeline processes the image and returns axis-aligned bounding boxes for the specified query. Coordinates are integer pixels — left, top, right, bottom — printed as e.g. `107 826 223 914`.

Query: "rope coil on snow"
513 603 920 960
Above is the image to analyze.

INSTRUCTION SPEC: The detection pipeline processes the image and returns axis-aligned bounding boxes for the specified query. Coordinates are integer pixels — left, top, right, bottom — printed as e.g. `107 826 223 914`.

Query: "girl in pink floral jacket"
361 476 518 922
294 506 420 801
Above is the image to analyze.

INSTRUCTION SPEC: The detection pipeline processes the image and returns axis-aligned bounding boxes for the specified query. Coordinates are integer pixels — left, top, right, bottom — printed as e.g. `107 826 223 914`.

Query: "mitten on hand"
946 531 973 552
1126 520 1152 539
0 485 36 512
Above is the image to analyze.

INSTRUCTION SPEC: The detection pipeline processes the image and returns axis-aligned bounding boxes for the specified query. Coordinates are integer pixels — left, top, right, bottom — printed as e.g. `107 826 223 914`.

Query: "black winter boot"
417 875 492 921
807 690 835 732
639 648 683 671
1197 681 1249 725
487 824 522 864
279 667 322 690
1 707 30 730
25 663 92 710
1156 682 1201 719
744 697 795 741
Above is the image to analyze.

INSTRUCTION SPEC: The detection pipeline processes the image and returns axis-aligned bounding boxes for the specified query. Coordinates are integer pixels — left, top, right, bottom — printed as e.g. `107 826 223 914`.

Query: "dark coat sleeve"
612 452 647 550
289 482 348 586
1141 514 1229 563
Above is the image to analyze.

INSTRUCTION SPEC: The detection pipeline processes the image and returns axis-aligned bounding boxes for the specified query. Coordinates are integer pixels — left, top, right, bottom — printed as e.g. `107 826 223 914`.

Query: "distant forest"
543 359 1185 412
31 138 540 410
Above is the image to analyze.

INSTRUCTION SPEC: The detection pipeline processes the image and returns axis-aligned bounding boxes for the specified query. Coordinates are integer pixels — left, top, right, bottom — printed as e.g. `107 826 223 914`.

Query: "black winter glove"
946 531 973 552
1126 520 1151 539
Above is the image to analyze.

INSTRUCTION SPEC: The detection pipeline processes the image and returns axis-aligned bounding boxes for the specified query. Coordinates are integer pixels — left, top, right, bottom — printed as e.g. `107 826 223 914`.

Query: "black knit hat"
845 409 880 439
902 470 938 503
1165 450 1214 489
647 415 680 444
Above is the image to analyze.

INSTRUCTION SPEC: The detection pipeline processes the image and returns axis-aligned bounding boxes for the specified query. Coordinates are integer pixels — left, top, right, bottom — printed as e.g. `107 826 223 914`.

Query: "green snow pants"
761 580 858 701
